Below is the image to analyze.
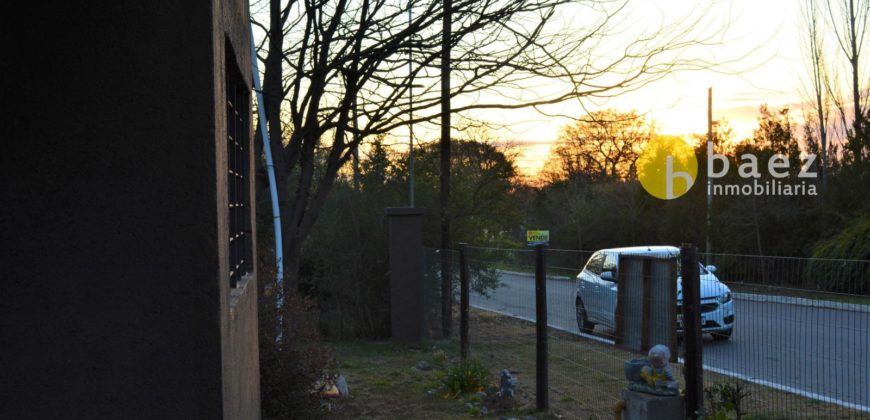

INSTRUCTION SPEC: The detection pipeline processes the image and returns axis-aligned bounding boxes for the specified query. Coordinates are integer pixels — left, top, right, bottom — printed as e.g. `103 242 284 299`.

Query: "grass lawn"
325 309 863 419
326 339 473 419
728 283 870 306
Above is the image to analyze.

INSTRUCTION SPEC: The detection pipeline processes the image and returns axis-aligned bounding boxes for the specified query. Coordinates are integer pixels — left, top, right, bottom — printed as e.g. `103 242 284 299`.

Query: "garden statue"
497 369 518 398
624 344 678 396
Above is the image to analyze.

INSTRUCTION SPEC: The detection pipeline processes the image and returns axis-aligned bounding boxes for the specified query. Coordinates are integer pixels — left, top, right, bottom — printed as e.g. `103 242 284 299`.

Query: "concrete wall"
215 0 261 418
1 1 259 418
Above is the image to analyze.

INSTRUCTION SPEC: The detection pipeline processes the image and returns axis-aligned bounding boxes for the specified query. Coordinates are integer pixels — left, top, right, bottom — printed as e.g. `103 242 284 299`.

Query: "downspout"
250 29 285 345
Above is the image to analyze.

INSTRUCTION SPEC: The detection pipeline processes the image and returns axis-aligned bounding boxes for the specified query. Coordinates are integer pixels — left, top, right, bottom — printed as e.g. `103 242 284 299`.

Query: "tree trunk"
260 0 291 289
848 0 863 158
352 95 361 191
751 195 767 284
439 0 453 339
282 234 303 296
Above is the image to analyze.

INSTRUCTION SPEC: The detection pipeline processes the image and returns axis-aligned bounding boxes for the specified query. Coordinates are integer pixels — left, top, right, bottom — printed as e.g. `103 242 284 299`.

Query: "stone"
416 361 431 371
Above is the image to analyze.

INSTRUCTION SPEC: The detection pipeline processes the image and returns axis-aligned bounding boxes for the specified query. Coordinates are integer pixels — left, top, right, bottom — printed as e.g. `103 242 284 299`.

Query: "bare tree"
826 0 870 163
252 0 732 290
800 0 831 187
543 109 653 181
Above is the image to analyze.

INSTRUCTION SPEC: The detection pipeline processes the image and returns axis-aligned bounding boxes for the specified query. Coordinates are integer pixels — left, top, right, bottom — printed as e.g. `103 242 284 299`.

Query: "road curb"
498 271 870 312
733 293 870 313
500 270 572 281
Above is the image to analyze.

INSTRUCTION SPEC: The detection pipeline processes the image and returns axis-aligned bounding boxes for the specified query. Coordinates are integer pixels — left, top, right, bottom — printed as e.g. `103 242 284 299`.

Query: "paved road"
470 272 870 410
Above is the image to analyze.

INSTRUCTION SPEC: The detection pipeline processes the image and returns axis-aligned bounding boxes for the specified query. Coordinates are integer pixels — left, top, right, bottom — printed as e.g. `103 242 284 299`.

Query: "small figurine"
625 344 678 396
497 369 518 398
641 345 677 389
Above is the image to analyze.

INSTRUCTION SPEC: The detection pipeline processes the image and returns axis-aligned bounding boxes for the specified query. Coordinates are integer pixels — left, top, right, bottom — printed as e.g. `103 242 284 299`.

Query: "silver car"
574 246 735 341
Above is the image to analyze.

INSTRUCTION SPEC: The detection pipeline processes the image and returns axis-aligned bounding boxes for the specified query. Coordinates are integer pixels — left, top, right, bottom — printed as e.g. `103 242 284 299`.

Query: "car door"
598 252 619 328
578 252 605 322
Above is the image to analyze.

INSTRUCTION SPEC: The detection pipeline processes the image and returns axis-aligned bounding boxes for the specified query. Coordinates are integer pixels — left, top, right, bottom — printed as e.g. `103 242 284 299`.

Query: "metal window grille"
226 60 251 288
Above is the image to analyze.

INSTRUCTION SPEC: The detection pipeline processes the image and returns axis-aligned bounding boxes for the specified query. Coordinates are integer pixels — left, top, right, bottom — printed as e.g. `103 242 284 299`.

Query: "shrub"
804 215 870 294
703 381 750 420
259 274 335 419
429 359 490 399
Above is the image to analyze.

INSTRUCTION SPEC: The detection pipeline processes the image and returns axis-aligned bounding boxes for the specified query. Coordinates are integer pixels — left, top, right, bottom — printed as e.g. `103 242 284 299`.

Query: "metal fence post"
441 249 453 339
681 244 703 419
534 244 549 412
459 243 469 363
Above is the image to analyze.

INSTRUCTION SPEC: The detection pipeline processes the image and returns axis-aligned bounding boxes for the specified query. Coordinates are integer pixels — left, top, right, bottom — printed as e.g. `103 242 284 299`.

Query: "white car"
574 246 735 341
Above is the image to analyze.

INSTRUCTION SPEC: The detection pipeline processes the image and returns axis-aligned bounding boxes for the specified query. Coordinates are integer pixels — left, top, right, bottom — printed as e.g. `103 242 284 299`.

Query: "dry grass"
324 339 473 419
324 309 865 419
471 309 866 419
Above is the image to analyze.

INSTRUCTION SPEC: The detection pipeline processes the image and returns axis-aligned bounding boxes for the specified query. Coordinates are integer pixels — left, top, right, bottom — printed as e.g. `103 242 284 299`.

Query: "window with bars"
226 55 251 288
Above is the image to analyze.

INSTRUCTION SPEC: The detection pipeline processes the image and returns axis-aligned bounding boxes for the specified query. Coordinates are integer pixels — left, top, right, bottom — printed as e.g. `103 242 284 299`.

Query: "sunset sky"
254 0 856 178
392 0 852 179
483 0 815 177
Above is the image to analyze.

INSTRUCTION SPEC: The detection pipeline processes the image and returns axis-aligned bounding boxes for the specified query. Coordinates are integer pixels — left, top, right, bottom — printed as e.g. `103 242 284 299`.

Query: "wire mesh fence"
703 252 870 296
423 247 459 339
467 247 543 410
699 251 870 418
428 245 870 419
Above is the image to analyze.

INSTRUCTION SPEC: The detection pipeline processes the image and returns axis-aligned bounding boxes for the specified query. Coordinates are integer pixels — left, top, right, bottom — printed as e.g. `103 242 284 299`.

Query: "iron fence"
424 245 870 419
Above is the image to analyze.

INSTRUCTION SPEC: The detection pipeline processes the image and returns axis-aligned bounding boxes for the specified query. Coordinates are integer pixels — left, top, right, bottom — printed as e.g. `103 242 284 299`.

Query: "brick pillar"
385 207 426 346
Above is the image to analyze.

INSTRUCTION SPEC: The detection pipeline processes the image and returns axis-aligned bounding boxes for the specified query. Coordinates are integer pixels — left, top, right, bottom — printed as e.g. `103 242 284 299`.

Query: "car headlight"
718 291 732 304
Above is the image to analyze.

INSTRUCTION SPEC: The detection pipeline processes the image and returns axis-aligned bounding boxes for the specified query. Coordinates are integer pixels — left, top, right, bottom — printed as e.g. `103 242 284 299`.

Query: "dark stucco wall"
1 1 258 418
217 0 262 418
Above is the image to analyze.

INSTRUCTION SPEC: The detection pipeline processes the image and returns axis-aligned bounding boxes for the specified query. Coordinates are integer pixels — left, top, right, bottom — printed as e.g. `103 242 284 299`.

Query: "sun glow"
460 0 822 179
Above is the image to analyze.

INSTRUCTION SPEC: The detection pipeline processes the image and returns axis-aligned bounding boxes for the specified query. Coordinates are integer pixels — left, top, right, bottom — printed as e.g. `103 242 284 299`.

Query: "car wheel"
575 298 595 334
712 328 732 341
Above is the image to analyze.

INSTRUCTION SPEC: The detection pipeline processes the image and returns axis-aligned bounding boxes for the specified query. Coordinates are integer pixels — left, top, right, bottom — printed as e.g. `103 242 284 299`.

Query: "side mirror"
600 271 615 281
706 265 717 274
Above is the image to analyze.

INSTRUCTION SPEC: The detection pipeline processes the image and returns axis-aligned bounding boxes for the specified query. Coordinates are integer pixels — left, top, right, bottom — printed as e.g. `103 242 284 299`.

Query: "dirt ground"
323 309 862 419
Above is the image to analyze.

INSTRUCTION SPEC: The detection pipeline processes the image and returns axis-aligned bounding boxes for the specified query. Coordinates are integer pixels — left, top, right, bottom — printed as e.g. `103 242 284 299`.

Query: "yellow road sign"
526 230 549 245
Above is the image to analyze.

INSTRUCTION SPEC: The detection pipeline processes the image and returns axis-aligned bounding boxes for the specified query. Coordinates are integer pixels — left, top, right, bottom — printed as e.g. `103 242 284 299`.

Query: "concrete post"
385 207 426 347
620 389 685 420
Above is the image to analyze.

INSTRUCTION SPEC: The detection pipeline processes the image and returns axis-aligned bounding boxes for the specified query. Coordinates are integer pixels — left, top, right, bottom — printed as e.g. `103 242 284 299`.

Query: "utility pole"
706 87 712 264
408 2 415 207
439 0 453 338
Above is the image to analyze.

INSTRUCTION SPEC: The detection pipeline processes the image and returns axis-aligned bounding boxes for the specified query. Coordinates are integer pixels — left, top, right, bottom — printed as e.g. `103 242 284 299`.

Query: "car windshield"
586 253 604 274
672 258 710 275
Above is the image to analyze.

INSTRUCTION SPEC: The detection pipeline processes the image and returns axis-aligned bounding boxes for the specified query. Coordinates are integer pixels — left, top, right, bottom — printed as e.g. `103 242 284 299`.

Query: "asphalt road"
469 271 870 410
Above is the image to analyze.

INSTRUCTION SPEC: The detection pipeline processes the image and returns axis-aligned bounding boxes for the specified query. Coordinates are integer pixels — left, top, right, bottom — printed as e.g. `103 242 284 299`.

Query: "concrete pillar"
385 207 426 347
620 389 685 420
